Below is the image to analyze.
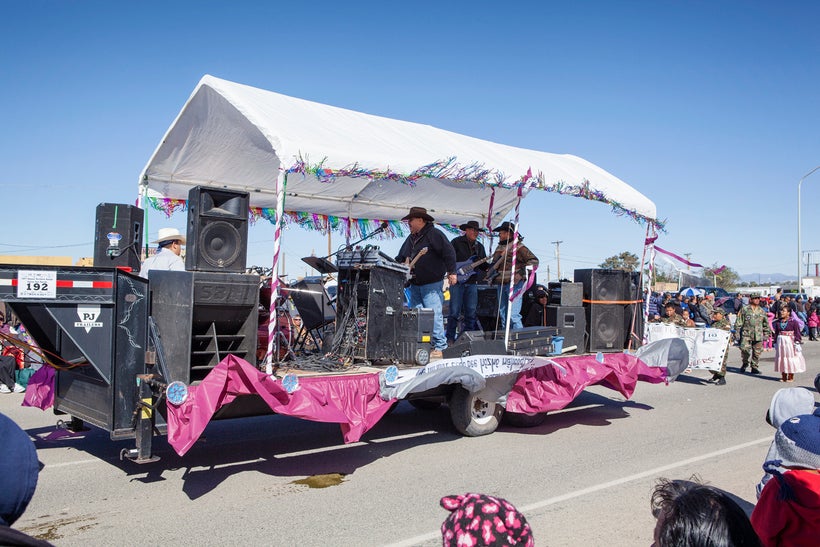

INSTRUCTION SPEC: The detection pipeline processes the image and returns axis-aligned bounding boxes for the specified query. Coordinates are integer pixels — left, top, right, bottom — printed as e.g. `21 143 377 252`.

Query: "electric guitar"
404 247 429 286
455 256 492 284
482 253 508 284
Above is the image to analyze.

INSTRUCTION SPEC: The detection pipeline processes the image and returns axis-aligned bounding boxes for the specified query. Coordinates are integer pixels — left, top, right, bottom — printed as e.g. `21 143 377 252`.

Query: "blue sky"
2 1 819 282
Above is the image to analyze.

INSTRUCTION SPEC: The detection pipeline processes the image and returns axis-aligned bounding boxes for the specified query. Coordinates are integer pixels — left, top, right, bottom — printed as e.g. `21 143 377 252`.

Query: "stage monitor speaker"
289 277 335 331
185 186 249 272
93 203 144 272
545 305 586 354
574 268 630 352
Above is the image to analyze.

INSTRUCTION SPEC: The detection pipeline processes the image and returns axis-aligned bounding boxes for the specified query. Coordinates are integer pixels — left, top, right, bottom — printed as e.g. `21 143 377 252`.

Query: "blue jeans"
446 283 479 341
498 281 524 330
407 281 447 350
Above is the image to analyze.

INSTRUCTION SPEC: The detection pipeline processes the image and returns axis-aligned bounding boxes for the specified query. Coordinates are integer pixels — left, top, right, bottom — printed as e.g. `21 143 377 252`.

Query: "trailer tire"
449 386 503 437
503 411 548 428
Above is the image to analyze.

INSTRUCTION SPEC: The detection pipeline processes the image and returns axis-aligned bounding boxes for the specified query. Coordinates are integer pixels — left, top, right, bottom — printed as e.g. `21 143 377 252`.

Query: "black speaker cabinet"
148 270 258 383
475 285 499 331
93 203 144 272
289 277 335 331
547 282 583 306
335 265 406 361
574 268 630 352
185 186 249 272
546 305 586 354
624 271 644 349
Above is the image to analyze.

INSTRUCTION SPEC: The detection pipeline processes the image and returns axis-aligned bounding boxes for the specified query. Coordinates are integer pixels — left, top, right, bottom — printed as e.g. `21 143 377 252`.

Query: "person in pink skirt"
764 310 775 350
772 306 805 382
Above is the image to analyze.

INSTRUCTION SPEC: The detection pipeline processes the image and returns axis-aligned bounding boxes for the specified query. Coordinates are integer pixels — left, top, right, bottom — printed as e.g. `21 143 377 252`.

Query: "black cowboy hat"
458 220 485 232
402 206 435 222
493 221 516 233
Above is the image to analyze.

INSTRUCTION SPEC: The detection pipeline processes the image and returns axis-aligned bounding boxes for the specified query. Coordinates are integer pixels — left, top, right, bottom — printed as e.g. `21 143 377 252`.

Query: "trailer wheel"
504 411 548 428
449 386 503 437
415 348 430 366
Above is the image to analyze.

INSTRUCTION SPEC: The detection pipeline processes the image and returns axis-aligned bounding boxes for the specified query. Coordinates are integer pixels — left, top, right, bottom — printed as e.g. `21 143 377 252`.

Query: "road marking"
387 436 772 547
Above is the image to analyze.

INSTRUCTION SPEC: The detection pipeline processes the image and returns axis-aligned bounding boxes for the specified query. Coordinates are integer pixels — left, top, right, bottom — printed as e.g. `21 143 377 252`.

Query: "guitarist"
490 222 539 330
396 207 457 361
446 220 488 344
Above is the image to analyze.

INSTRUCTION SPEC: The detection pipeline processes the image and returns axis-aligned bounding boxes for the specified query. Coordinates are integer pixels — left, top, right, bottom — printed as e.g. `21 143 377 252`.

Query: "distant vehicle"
695 286 732 298
781 292 809 302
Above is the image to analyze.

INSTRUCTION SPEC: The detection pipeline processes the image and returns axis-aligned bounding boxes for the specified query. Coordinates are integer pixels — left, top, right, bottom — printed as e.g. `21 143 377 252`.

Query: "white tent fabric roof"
140 75 657 228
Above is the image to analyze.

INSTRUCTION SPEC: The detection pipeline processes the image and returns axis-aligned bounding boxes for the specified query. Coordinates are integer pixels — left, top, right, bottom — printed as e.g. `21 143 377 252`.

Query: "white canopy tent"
139 75 661 361
139 75 658 231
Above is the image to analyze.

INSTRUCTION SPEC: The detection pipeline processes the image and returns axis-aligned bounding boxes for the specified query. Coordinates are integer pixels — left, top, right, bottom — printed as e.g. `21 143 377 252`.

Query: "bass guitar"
482 253 508 284
454 256 492 284
404 247 429 286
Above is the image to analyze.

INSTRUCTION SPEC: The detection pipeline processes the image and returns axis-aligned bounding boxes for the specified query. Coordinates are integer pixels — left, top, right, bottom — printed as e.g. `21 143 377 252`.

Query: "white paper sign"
17 270 57 298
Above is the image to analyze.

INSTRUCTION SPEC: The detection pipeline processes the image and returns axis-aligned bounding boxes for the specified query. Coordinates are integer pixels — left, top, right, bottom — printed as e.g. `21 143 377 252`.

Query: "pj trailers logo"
75 306 103 333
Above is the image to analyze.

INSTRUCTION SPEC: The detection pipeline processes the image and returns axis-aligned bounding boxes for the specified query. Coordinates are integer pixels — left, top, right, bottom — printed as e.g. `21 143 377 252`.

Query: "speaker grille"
589 305 624 350
197 221 243 269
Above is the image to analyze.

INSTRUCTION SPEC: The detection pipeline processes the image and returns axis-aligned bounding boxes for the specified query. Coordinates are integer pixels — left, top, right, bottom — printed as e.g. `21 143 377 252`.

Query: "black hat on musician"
402 206 435 222
458 220 485 232
493 221 516 233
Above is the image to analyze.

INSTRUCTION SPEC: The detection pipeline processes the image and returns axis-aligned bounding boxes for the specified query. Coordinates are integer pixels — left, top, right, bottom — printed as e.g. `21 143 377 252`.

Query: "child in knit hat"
751 408 820 546
756 387 817 498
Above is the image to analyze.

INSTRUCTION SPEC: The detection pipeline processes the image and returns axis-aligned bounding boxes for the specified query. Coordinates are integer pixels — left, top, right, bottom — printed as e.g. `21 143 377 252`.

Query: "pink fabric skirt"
774 333 806 373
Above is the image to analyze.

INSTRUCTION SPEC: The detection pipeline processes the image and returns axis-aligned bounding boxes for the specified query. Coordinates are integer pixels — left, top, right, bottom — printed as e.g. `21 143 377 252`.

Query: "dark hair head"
651 478 761 547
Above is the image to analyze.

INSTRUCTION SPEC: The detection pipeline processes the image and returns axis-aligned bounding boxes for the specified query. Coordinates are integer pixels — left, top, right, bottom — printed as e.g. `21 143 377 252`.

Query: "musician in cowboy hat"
490 221 539 329
396 207 457 360
139 227 186 277
446 220 488 344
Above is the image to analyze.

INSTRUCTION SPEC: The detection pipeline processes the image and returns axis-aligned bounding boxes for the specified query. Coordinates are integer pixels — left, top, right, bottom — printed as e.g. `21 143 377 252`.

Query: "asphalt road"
3 344 819 546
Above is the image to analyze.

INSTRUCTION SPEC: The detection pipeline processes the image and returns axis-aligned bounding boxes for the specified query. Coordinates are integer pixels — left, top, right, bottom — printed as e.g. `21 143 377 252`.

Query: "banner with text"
647 324 731 370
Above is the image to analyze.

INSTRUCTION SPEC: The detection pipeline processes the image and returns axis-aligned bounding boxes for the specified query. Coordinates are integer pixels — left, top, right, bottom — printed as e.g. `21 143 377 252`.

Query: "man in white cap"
139 228 186 277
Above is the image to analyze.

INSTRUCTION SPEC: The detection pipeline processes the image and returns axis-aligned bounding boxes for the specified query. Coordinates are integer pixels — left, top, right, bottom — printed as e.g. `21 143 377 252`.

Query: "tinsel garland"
144 158 665 233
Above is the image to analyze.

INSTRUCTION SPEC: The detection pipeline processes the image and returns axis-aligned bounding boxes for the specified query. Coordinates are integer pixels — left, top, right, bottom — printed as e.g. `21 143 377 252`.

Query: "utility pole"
551 240 563 281
684 253 691 270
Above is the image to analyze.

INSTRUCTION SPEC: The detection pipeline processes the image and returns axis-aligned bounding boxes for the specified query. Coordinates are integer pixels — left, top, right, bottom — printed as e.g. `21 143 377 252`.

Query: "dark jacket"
524 301 548 327
396 223 456 285
451 234 488 284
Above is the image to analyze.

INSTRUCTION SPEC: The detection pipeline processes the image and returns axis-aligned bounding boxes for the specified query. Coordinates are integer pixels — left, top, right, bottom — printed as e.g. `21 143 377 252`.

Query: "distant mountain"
740 273 797 283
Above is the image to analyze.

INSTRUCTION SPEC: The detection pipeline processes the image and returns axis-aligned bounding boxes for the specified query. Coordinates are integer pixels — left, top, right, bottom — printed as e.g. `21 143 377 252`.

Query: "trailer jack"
120 373 164 464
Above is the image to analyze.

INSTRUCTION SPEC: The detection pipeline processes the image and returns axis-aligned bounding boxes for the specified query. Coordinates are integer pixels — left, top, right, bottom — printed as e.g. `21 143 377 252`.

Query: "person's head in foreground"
651 478 761 547
441 492 533 546
0 413 40 528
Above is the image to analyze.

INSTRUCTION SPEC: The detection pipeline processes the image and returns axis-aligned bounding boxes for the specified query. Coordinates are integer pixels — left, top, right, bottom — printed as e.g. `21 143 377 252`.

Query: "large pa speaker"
185 186 249 272
289 277 335 331
93 203 144 272
148 270 259 383
624 271 644 349
545 305 586 353
574 268 630 352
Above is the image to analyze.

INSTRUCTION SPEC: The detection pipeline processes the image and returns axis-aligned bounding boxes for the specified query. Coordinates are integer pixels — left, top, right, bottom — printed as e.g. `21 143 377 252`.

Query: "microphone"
370 221 389 235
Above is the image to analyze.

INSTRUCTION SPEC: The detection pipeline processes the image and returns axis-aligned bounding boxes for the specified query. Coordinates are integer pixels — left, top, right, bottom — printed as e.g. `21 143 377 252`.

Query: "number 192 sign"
17 270 57 298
